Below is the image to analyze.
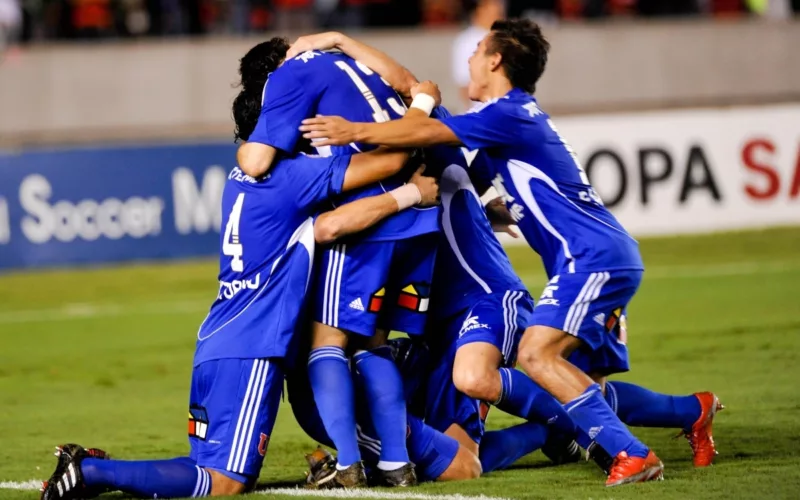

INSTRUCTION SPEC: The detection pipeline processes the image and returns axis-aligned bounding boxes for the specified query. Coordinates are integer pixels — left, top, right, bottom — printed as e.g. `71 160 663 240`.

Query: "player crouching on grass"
39 39 439 500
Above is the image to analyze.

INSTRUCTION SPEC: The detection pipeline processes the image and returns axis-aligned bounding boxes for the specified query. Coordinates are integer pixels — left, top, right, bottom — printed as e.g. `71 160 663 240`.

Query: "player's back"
278 51 439 240
447 89 643 277
424 142 525 320
195 154 349 365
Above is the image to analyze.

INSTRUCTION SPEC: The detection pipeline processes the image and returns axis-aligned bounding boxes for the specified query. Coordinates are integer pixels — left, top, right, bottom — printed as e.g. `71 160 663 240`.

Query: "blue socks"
82 456 211 498
354 346 410 469
309 346 361 468
565 383 649 458
495 368 577 437
479 422 549 473
606 381 701 430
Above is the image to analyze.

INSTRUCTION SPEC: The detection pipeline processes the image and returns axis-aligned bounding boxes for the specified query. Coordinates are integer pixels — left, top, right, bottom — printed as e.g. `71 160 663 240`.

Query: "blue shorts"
189 358 284 483
453 291 535 366
531 271 641 376
313 234 438 337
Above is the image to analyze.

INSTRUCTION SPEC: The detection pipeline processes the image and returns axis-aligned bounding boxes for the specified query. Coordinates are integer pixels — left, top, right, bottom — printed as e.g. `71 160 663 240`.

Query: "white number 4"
223 193 245 272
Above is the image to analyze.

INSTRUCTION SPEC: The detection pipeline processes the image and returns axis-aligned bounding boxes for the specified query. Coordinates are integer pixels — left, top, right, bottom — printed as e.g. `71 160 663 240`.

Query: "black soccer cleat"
304 447 367 489
541 435 582 466
377 463 417 487
41 444 109 500
586 441 615 476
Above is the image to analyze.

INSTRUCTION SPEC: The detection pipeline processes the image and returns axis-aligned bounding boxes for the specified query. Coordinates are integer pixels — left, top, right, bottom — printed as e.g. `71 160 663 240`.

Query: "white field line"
0 480 512 500
1 259 798 326
259 488 512 500
0 480 41 490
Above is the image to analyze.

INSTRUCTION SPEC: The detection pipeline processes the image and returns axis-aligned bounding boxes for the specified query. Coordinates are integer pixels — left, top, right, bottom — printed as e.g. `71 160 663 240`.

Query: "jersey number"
334 60 407 122
222 193 245 272
547 119 603 206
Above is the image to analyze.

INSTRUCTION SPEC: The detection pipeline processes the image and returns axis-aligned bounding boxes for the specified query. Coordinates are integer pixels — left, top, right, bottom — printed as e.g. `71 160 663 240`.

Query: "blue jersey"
248 50 438 241
424 109 526 318
194 154 349 366
440 89 643 278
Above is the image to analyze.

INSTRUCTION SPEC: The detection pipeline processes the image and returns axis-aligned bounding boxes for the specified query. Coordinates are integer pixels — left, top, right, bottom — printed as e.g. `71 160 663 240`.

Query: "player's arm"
286 32 417 102
315 166 438 244
302 90 517 152
340 147 412 192
238 67 313 178
237 141 277 179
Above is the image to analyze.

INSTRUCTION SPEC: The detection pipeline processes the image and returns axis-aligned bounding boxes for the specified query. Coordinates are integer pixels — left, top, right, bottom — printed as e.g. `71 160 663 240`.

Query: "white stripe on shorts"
563 272 610 335
227 359 266 472
233 361 270 473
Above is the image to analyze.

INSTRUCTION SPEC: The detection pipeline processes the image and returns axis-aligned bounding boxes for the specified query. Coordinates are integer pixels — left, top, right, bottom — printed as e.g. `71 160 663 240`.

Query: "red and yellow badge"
605 308 628 345
397 283 430 312
368 287 385 313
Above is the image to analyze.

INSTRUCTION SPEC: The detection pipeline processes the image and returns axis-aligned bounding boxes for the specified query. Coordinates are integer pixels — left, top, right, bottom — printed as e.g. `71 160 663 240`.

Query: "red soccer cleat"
606 450 664 487
679 392 724 467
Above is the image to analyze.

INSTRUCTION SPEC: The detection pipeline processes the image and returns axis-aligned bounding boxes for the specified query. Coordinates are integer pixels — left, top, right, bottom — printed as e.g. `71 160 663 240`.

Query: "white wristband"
410 93 436 116
389 184 422 211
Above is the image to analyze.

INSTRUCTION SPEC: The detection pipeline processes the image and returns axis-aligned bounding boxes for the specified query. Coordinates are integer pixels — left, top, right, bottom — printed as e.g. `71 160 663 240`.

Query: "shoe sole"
606 461 665 487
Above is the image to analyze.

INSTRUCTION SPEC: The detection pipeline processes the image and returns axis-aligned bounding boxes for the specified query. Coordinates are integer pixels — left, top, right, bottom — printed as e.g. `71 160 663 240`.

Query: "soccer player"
235 38 443 488
297 20 682 486
38 56 439 500
288 30 585 468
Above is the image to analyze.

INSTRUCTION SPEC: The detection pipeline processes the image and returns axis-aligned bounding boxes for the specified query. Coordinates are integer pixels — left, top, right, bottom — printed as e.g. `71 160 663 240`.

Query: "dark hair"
232 37 290 142
487 19 550 94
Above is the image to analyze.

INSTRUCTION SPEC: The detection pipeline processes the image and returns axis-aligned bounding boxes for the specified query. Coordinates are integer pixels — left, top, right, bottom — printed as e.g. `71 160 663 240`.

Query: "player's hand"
410 165 440 206
411 81 442 107
300 115 357 146
286 32 344 60
486 197 520 238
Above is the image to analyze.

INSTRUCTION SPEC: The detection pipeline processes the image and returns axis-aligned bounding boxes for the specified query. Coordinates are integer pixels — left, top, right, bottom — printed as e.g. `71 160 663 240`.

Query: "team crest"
257 433 270 457
605 308 628 345
368 287 386 313
188 405 209 440
397 283 431 312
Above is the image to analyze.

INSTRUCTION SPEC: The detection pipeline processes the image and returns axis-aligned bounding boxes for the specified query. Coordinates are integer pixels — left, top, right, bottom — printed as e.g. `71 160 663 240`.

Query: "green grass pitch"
1 227 800 499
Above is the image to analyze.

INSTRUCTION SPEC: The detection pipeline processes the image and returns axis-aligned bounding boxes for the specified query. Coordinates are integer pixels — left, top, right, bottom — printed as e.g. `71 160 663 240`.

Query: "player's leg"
309 240 409 485
592 372 723 467
43 359 282 499
450 292 576 439
517 271 663 486
351 329 414 483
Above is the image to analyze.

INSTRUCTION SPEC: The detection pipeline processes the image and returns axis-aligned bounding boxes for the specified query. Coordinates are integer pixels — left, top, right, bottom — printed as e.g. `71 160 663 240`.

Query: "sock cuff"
353 345 392 363
495 367 514 406
565 383 603 413
308 346 347 365
191 466 211 498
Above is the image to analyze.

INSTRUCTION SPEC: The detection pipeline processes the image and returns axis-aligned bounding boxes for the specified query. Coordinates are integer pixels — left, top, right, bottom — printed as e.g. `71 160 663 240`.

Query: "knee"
438 447 482 481
452 366 498 402
517 341 557 382
208 469 248 496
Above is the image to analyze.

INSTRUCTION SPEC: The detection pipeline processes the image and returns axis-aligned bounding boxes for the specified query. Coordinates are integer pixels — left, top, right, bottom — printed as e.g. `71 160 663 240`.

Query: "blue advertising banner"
0 143 238 271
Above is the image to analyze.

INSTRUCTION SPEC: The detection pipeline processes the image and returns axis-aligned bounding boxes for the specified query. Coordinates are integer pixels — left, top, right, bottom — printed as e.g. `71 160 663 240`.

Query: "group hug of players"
41 19 723 500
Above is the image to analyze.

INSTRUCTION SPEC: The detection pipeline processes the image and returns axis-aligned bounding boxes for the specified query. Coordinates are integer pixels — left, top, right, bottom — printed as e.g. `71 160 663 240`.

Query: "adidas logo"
593 313 605 326
588 426 604 439
349 298 365 311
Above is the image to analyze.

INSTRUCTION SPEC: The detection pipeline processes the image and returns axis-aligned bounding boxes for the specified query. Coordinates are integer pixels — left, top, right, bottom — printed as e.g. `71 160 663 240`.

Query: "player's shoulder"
227 166 260 185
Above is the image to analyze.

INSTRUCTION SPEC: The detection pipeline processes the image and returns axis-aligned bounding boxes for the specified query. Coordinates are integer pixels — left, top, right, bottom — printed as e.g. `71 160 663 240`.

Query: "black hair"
487 19 550 94
232 37 290 143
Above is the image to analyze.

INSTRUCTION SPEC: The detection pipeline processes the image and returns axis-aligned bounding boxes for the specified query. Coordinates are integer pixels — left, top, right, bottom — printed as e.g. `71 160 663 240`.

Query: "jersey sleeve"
283 154 350 208
439 102 524 150
248 66 315 152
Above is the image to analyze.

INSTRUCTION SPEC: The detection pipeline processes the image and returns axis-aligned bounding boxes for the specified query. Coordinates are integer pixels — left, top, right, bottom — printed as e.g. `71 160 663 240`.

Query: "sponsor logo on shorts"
538 278 560 307
349 297 365 311
459 314 490 336
188 405 209 440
